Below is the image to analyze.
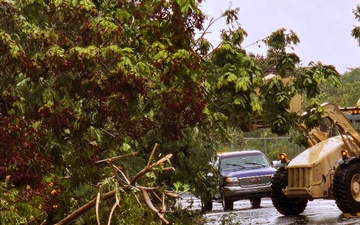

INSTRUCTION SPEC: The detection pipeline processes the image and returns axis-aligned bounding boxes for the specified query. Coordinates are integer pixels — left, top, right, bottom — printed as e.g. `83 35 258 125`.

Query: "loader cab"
315 107 360 140
318 117 337 136
347 115 360 132
341 107 360 132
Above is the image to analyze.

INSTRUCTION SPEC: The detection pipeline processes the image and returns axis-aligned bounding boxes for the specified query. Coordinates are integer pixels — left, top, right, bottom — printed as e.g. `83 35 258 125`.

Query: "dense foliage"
316 68 360 106
1 0 210 223
0 0 356 224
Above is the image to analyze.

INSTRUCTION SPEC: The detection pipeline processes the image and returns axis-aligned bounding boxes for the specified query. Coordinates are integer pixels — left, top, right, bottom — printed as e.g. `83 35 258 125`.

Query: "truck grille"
239 175 272 187
287 167 310 188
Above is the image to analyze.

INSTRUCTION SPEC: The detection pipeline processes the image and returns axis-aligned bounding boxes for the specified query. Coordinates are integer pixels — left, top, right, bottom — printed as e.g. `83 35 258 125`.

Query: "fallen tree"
55 144 177 225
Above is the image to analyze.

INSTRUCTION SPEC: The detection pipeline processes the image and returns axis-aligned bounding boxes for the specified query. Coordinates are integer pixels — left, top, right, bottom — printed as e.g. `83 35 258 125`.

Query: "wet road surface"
177 193 360 224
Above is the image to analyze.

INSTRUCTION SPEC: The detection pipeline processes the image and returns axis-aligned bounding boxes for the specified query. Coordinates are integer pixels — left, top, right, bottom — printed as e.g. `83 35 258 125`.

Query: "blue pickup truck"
203 150 276 211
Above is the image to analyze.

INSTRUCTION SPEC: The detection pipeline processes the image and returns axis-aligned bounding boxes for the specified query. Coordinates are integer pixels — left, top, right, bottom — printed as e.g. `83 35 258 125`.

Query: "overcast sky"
199 0 360 74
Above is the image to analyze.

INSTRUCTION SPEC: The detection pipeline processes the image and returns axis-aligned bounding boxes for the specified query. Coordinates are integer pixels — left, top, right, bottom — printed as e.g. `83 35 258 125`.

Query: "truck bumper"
223 185 271 201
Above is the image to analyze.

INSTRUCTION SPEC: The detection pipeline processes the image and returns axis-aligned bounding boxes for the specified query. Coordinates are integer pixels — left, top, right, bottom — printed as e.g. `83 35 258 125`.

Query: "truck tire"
221 191 234 211
271 168 308 215
333 160 360 213
201 198 213 211
250 197 261 208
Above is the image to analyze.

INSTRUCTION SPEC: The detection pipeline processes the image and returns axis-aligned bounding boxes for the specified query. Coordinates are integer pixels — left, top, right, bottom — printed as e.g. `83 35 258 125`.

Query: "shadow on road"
272 213 358 225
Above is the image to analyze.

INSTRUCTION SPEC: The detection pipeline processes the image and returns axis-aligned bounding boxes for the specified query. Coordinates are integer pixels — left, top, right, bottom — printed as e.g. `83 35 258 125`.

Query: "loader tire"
333 160 360 213
271 168 308 216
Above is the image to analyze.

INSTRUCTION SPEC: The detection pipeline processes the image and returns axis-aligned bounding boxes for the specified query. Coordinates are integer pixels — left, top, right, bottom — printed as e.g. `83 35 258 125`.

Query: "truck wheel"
271 168 308 215
201 198 213 211
221 191 234 211
250 197 261 208
333 160 360 213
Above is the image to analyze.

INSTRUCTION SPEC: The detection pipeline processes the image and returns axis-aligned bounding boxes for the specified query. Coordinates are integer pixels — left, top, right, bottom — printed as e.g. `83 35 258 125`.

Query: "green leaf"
69 46 99 59
78 0 96 11
0 31 24 58
275 92 289 104
233 97 245 106
173 49 191 60
101 45 133 58
176 0 191 13
136 62 151 75
46 45 65 58
235 76 250 92
250 93 261 113
153 49 169 64
117 56 133 69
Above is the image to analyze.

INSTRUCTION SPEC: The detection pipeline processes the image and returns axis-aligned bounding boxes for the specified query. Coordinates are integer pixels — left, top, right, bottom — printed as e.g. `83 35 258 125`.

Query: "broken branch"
95 152 139 164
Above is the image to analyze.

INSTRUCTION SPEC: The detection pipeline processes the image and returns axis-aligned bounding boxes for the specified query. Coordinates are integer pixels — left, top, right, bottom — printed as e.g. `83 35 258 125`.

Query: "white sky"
199 0 360 74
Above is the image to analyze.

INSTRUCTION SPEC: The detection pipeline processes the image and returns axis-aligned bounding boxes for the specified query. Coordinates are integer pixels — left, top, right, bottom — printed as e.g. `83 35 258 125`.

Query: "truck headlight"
225 177 238 186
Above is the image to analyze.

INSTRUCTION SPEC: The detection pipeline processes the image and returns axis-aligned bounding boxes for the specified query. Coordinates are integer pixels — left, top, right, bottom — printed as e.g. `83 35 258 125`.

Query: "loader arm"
321 103 360 156
302 125 329 146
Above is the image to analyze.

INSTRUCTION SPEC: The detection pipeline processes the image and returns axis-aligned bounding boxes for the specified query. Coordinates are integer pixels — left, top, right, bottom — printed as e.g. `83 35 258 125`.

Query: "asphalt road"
177 193 360 225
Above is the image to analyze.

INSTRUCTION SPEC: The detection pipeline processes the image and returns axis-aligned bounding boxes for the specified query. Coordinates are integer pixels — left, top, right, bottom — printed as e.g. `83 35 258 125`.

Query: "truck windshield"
220 153 269 171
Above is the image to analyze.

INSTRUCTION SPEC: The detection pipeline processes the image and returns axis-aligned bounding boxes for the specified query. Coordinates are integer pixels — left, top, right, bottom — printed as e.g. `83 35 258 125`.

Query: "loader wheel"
250 197 261 208
333 160 360 213
271 168 308 215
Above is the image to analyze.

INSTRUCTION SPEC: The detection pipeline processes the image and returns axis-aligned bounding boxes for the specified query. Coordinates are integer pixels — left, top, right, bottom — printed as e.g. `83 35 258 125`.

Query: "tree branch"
142 188 169 224
130 154 173 186
56 144 176 225
55 190 116 225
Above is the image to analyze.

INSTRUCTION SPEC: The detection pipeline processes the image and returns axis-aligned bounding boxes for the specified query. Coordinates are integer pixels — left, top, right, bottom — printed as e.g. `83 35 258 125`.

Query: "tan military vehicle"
271 102 360 215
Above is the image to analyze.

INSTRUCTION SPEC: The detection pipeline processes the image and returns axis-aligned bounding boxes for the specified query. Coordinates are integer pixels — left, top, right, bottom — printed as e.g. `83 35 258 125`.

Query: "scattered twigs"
195 17 222 45
142 189 169 224
96 183 101 225
107 195 120 225
147 143 158 168
55 191 116 225
130 153 173 186
95 152 139 164
162 192 166 215
164 190 178 198
161 167 176 172
27 212 46 224
149 154 173 169
57 143 176 225
111 164 130 185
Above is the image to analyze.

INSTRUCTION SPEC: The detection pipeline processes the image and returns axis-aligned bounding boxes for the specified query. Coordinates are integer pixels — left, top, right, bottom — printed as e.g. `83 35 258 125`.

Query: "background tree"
316 68 360 106
352 4 360 45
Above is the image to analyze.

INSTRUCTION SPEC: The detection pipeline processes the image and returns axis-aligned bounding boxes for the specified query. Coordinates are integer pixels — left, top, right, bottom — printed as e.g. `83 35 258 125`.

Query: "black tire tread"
201 198 213 211
221 191 234 211
333 160 360 213
250 197 261 208
271 168 308 216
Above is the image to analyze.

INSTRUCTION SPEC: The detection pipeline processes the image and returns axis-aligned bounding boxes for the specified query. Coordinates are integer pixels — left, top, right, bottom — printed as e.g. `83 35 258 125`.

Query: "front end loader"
271 102 360 215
